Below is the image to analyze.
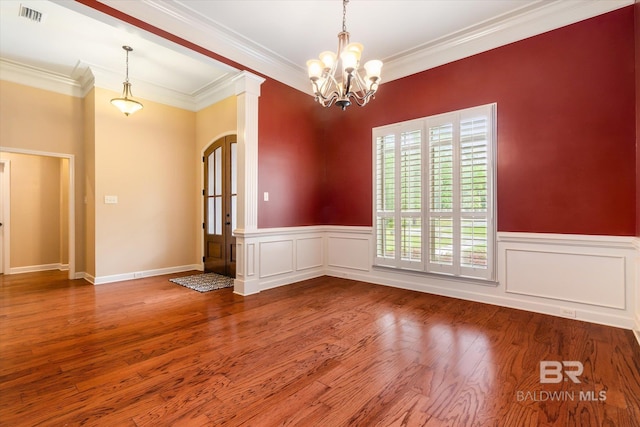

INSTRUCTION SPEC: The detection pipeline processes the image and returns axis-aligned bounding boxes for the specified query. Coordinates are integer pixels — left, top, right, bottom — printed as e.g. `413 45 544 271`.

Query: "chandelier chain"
342 0 348 32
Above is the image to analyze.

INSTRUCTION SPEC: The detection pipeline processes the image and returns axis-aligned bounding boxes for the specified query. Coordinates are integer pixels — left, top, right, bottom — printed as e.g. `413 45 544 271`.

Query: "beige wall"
0 152 64 268
92 87 198 277
196 96 236 152
0 80 84 272
0 79 237 281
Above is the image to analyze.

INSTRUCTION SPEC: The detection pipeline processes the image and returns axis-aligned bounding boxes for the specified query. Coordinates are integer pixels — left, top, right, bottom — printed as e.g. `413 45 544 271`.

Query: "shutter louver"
400 130 422 264
460 115 489 272
376 134 395 260
460 118 488 212
429 124 453 212
429 124 454 268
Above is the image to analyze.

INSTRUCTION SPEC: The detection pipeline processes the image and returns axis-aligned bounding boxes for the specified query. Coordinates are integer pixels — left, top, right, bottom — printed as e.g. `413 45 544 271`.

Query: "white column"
233 71 264 296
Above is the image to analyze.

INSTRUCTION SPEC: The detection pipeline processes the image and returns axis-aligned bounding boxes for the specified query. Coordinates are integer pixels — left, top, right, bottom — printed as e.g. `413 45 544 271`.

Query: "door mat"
169 273 234 293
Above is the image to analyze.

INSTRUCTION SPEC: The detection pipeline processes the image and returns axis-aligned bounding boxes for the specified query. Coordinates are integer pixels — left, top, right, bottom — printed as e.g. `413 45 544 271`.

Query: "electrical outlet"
134 272 143 279
561 308 576 318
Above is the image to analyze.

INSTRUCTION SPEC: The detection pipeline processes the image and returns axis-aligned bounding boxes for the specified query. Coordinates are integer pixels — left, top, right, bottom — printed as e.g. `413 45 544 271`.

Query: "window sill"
372 265 499 287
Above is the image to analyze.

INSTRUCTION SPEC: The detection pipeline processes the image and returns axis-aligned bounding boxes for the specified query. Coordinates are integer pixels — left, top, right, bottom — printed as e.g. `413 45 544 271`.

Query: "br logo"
540 361 583 384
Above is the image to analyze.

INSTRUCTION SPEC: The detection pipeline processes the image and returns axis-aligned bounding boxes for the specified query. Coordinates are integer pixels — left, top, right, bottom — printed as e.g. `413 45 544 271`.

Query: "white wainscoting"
235 226 638 332
497 233 637 328
234 227 328 295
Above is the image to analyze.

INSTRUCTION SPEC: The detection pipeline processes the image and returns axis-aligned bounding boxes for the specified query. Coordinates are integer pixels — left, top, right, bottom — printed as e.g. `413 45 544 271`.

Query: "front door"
203 135 237 277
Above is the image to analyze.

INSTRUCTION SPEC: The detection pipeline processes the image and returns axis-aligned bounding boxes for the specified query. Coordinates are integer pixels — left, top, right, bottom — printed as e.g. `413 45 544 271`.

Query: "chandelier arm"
316 92 340 108
348 91 375 107
312 75 340 101
323 74 341 97
349 72 367 94
311 79 343 109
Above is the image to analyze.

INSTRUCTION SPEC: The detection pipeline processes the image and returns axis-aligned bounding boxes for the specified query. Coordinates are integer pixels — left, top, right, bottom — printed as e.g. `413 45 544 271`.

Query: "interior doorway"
203 135 237 277
0 160 8 274
0 149 75 279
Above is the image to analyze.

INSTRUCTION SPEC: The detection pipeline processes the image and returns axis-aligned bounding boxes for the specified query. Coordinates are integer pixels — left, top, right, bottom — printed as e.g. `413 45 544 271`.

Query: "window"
373 104 496 281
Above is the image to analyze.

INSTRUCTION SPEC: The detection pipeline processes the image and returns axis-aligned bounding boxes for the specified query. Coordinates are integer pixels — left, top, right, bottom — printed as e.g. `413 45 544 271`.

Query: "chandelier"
111 46 143 116
306 0 383 110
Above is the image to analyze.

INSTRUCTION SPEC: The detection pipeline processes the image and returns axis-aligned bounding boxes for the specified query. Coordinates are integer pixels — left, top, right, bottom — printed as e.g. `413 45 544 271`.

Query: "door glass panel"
214 147 222 196
207 152 215 196
207 196 223 235
214 196 222 235
207 197 215 234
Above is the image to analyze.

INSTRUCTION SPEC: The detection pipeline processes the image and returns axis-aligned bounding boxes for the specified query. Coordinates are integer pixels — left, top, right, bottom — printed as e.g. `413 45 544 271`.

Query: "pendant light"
111 46 143 116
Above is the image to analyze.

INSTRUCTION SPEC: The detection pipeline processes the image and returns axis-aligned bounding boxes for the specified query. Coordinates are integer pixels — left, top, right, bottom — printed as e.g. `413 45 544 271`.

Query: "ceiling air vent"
18 4 45 23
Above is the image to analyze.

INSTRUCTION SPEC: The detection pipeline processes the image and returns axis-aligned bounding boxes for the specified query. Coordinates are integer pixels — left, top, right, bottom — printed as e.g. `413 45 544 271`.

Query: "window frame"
372 103 497 282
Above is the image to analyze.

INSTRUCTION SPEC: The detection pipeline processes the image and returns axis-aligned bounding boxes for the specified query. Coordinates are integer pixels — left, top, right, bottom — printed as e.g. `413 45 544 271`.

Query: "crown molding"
382 0 634 83
4 1 633 103
1 58 239 112
0 58 83 97
98 0 632 93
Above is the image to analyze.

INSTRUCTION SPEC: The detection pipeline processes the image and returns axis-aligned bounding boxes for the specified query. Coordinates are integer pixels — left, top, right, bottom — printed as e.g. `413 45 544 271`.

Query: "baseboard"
8 263 68 274
258 268 325 293
634 314 640 349
91 264 202 285
325 268 634 330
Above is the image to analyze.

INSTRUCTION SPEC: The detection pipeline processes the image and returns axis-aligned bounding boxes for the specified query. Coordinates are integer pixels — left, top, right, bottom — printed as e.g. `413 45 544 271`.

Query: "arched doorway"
203 135 237 277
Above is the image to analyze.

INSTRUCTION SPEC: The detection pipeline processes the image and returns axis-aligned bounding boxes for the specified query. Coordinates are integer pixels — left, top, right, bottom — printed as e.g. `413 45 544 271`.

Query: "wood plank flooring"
1 271 639 426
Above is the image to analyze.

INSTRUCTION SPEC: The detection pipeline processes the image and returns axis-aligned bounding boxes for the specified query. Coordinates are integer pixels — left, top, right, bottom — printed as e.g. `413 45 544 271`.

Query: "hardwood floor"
1 271 639 426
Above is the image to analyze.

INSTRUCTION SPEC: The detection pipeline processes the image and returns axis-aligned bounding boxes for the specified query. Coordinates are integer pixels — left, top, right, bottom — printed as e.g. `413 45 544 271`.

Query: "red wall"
257 79 324 227
636 1 640 238
322 6 637 236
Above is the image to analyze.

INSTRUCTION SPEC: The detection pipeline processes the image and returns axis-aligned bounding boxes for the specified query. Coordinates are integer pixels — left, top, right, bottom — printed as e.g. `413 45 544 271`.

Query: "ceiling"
0 0 632 111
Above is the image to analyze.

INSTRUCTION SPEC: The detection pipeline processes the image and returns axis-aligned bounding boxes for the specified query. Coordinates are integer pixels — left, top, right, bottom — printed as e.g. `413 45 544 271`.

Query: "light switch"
104 195 118 204
263 192 269 201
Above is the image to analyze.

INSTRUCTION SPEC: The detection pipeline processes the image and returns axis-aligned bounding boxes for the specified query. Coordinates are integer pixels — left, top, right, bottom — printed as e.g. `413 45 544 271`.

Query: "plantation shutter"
374 121 424 269
399 128 422 269
427 119 456 275
373 104 495 281
375 132 396 265
459 106 493 280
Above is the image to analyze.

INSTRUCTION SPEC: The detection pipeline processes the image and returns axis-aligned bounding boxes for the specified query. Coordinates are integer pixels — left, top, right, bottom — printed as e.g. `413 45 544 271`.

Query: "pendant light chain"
125 48 130 83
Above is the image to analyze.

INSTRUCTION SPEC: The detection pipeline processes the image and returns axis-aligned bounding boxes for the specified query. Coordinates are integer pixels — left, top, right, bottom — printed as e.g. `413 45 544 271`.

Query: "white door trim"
0 159 10 274
0 148 75 280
